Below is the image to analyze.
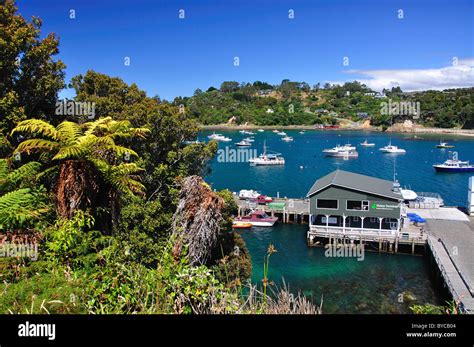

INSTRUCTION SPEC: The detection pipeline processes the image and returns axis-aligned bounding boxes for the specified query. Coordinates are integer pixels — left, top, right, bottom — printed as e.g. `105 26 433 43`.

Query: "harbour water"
202 129 473 313
204 130 474 206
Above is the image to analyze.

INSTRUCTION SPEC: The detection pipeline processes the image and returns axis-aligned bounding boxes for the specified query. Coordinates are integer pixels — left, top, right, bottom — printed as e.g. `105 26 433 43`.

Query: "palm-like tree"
11 117 150 220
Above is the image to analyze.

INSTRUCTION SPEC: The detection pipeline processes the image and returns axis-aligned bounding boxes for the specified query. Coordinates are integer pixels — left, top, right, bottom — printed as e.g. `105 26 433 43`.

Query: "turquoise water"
201 129 472 313
238 224 442 314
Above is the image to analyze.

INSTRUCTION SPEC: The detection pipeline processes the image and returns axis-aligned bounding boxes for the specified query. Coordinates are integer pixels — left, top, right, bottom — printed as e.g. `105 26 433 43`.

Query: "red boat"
250 195 273 205
233 211 278 227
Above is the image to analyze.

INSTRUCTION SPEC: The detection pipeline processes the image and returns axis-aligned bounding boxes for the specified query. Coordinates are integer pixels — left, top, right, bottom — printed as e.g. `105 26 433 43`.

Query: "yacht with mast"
379 140 406 154
249 141 285 165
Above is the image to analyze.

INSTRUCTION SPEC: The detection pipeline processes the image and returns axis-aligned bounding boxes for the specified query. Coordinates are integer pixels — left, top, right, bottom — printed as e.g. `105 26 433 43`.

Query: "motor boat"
322 145 356 154
436 141 455 149
281 136 293 142
277 131 287 136
249 195 273 205
238 189 260 200
433 159 474 172
258 129 265 132
208 133 232 142
360 139 375 147
379 142 406 153
235 140 251 147
243 137 255 142
400 189 418 201
233 211 278 227
343 143 356 150
325 150 358 158
272 130 279 133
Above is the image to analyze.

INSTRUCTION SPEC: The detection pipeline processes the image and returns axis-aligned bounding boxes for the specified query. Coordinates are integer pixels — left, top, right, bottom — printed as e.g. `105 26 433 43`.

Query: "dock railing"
427 236 469 314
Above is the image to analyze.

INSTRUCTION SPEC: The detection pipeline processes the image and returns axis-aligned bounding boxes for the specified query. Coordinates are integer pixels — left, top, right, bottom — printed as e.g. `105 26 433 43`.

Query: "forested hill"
171 80 474 129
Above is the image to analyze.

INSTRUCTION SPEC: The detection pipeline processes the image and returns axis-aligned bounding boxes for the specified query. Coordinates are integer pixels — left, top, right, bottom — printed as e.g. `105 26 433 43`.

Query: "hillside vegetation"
173 80 474 129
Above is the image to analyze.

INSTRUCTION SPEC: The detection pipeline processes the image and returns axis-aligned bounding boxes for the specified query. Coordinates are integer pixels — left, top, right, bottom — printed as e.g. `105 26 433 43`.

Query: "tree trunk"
56 160 100 219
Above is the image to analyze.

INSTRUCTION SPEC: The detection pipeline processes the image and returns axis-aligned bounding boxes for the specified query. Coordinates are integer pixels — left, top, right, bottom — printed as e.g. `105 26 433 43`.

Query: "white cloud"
328 58 474 92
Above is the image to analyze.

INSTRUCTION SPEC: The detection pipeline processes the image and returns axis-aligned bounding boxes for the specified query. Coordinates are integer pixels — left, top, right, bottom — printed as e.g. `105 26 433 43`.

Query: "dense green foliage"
174 80 474 128
0 1 265 315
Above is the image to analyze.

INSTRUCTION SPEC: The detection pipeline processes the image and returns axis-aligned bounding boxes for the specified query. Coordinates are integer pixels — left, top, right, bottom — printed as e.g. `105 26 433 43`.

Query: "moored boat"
360 139 375 147
208 132 232 142
379 142 406 154
281 136 293 142
436 141 455 149
235 140 251 147
249 142 285 165
433 159 474 172
232 222 253 229
233 211 278 227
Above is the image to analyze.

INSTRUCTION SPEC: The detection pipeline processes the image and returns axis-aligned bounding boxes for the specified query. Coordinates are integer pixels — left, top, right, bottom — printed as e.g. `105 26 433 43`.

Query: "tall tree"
0 0 66 141
11 117 149 227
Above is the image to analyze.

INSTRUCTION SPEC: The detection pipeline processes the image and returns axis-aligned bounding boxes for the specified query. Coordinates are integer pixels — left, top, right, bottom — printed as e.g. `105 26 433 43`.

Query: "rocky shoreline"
199 123 474 137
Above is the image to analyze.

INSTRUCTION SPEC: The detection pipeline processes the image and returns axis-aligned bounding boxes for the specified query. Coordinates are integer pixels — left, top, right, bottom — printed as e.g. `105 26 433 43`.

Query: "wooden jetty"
235 194 474 313
426 219 474 314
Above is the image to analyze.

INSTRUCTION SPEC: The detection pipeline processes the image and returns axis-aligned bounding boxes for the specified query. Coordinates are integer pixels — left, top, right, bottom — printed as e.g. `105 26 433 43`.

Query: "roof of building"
306 170 403 200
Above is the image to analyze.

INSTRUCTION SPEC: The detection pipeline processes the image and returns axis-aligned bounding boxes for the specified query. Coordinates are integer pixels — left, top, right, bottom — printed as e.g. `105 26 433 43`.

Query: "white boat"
360 139 375 147
249 142 285 166
208 132 222 140
343 143 356 150
322 144 355 154
436 141 454 149
277 131 287 136
401 189 418 201
243 137 255 142
235 140 252 147
325 150 358 158
239 130 255 135
282 136 293 142
299 131 305 134
379 143 406 154
272 130 279 133
208 133 232 142
433 159 474 172
238 189 260 200
258 129 265 132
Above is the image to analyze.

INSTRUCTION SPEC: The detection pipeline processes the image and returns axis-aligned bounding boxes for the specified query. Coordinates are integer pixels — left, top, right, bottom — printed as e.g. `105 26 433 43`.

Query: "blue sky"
17 0 474 100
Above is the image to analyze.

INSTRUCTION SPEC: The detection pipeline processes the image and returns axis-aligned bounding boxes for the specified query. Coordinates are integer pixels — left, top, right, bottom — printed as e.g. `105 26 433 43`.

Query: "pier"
235 194 474 313
425 217 474 314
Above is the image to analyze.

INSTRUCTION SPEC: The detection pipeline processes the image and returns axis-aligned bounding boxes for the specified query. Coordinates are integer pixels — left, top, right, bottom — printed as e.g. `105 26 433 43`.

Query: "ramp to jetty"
426 218 474 313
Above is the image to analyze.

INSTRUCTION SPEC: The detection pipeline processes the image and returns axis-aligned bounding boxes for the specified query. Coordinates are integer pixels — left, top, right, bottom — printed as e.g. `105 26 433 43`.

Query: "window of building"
322 216 338 224
370 217 377 223
346 200 369 211
353 216 359 222
316 199 338 209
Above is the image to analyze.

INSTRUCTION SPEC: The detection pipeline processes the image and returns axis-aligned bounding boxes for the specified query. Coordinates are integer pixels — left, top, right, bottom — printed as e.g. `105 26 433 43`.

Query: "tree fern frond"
57 121 83 145
15 139 59 155
7 161 42 185
52 145 89 161
0 159 9 182
11 119 60 140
